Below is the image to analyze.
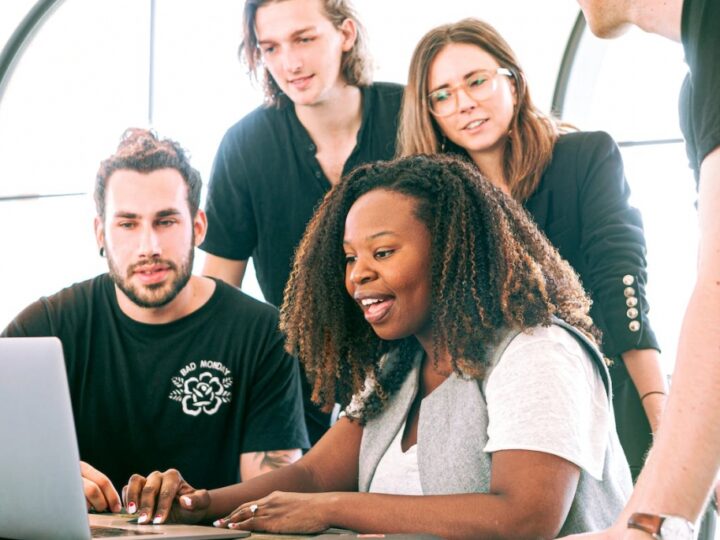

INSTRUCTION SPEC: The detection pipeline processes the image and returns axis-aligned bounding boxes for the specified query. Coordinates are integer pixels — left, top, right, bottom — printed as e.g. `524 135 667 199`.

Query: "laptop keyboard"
91 525 161 537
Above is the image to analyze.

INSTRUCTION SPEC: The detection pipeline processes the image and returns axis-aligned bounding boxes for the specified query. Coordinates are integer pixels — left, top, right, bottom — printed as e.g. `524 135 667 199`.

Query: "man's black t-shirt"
679 0 720 182
1 275 309 491
201 82 404 307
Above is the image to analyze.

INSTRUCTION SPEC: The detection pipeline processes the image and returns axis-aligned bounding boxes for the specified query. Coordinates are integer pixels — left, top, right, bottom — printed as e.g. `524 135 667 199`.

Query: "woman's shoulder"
504 324 587 358
488 324 606 402
544 131 622 185
555 130 618 155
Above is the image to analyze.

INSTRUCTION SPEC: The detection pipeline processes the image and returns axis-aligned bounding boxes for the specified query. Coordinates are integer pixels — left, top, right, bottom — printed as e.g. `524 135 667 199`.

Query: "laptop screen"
0 337 92 539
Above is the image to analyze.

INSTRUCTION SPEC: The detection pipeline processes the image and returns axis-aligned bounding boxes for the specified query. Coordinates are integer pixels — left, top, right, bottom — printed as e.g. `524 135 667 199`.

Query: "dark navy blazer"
525 130 659 359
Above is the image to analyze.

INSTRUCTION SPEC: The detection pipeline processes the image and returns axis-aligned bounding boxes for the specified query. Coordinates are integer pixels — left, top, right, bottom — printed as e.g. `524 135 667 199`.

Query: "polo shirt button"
308 144 315 152
623 287 636 298
622 274 635 286
628 320 641 332
315 171 322 178
627 307 639 319
626 297 638 308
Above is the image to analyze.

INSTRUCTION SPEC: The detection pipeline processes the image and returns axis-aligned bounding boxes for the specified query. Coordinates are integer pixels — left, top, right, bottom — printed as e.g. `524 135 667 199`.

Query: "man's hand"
123 469 210 525
81 461 121 513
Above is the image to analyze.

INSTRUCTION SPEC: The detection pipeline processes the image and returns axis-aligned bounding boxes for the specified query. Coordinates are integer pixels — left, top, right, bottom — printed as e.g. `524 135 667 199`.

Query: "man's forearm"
629 283 720 520
625 151 720 521
240 449 302 481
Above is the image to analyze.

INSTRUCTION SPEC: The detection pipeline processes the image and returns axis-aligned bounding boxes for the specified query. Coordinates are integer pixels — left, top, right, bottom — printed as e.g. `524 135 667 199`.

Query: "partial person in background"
397 17 666 481
200 0 403 445
563 0 720 538
1 129 308 519
122 155 632 538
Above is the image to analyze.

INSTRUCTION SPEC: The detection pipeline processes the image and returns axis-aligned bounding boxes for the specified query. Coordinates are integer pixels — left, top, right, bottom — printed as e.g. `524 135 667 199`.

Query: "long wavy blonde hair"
397 18 563 202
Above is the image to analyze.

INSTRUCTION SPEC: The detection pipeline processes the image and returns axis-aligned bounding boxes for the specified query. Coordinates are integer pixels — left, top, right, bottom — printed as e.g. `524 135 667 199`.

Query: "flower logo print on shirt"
169 360 234 416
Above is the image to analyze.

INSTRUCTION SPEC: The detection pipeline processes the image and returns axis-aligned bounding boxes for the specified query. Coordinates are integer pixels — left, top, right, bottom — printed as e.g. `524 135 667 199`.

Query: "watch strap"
628 512 664 539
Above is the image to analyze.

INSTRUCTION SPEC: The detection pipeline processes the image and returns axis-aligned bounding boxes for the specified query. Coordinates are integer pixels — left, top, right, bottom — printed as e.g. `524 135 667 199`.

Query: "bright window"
0 0 579 327
560 26 697 371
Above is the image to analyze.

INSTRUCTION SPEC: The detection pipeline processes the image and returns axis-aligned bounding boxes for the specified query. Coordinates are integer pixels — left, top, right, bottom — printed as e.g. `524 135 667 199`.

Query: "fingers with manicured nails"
80 461 121 513
227 513 264 531
215 503 259 529
136 471 164 524
150 470 183 524
124 473 147 514
228 519 260 531
174 488 212 525
179 489 210 512
135 469 186 524
124 469 207 524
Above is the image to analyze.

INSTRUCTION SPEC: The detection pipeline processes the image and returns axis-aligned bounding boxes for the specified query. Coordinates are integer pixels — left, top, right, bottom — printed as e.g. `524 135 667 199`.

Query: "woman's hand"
215 491 333 534
122 468 211 525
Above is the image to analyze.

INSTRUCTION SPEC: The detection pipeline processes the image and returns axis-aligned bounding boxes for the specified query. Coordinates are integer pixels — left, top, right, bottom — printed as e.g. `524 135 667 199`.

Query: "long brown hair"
397 18 562 202
280 154 598 421
240 0 373 107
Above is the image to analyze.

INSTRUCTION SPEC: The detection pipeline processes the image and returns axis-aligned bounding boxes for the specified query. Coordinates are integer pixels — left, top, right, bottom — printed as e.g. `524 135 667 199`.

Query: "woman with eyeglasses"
397 18 666 482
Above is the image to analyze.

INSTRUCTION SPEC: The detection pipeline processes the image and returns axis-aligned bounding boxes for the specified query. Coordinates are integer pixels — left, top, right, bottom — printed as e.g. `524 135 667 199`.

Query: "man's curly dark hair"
94 128 202 220
280 154 599 422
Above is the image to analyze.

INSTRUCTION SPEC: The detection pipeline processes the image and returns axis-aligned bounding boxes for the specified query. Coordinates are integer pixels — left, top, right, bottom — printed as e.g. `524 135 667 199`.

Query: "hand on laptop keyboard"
82 461 122 513
123 468 210 526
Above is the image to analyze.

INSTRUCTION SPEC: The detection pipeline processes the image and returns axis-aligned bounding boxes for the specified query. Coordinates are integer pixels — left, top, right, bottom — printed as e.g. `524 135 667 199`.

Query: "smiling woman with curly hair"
282 153 600 419
126 154 632 539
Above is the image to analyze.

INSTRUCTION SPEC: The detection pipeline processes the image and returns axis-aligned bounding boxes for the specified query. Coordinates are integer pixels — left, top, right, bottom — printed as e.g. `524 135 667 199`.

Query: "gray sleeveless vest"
358 320 633 535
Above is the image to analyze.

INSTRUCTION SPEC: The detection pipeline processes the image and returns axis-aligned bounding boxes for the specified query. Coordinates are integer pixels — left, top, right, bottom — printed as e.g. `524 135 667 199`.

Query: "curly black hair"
280 154 598 422
95 128 202 220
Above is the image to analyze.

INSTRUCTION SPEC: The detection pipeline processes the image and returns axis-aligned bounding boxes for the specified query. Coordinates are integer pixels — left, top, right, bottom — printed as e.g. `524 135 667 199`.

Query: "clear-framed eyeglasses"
428 67 514 117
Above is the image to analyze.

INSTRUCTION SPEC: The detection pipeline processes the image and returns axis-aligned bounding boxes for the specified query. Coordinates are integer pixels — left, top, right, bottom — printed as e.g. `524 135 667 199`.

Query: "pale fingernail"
138 513 148 524
181 496 192 508
213 519 223 527
128 502 136 514
153 516 162 525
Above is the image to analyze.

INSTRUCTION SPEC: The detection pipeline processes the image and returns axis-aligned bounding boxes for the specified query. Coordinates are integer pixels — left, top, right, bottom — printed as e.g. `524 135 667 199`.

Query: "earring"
440 136 447 153
99 247 105 258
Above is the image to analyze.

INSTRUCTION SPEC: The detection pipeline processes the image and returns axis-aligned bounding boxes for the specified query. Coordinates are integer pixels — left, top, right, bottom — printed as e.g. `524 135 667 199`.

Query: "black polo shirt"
201 82 404 307
679 0 720 186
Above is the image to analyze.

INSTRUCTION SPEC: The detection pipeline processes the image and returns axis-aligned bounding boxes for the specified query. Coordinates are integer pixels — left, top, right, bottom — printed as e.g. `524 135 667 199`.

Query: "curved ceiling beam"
551 10 586 119
0 0 66 107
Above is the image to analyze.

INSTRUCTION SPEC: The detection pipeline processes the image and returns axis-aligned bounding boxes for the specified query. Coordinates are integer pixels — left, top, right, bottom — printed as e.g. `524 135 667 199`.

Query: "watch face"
660 516 694 540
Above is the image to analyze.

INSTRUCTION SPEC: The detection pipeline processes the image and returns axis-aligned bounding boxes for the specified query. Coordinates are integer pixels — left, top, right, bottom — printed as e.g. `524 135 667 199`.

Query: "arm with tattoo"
239 449 302 481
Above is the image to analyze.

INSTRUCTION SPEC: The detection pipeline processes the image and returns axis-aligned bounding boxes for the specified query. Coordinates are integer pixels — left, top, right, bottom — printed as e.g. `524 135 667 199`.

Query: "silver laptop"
0 337 249 540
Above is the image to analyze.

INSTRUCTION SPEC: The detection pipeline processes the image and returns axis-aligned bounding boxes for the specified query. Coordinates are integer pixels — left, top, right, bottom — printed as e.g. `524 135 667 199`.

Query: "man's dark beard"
107 248 194 309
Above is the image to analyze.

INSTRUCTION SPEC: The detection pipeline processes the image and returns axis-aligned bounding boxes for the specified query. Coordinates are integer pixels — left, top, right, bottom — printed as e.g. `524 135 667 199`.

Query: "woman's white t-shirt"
368 325 610 494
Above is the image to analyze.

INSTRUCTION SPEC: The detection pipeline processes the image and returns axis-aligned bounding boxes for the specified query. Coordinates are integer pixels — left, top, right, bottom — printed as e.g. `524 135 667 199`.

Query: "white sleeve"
482 326 610 480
